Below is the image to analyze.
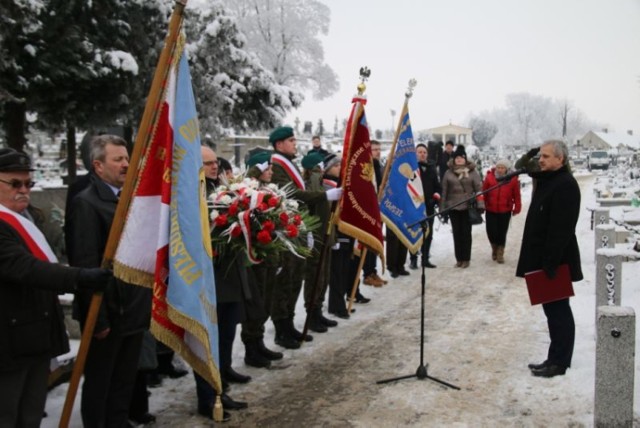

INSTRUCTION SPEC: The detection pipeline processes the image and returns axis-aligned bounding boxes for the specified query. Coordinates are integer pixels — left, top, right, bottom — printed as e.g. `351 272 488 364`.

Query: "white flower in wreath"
244 178 259 189
219 194 233 205
229 183 242 191
267 183 279 191
286 199 299 210
244 187 254 197
210 209 220 221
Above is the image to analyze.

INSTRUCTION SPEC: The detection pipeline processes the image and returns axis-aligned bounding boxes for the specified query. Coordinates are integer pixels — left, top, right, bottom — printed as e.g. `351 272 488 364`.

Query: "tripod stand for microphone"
376 178 513 388
376 218 460 389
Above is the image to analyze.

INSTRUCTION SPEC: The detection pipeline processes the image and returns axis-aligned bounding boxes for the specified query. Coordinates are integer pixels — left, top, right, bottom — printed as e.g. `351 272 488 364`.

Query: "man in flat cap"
268 126 342 349
0 148 110 427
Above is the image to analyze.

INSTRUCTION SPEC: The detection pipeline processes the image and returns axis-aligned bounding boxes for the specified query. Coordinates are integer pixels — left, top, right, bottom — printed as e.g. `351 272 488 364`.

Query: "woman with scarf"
441 145 484 268
482 159 522 263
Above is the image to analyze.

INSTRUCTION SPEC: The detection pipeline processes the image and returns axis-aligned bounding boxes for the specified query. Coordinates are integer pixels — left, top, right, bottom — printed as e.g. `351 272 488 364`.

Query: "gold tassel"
213 395 223 422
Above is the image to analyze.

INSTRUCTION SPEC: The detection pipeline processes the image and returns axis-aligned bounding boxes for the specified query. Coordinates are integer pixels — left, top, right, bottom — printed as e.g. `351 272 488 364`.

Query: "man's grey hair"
89 134 127 163
541 139 569 166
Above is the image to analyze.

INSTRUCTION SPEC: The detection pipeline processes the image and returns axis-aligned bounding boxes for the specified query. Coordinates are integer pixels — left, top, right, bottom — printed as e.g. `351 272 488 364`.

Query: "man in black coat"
361 140 386 287
516 139 583 378
66 135 152 427
409 143 442 269
0 148 110 427
438 140 455 182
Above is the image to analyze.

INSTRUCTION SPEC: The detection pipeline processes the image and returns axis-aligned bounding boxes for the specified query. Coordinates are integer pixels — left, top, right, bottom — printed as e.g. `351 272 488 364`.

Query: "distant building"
424 122 473 146
578 130 640 152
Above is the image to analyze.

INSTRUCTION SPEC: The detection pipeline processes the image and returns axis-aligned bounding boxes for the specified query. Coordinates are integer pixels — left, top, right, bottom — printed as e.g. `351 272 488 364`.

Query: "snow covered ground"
42 171 640 427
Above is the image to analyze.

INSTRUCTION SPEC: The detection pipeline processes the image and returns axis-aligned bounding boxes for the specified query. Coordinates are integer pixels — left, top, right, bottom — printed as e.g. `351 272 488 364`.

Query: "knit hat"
495 159 510 169
323 153 341 171
0 148 34 172
246 151 271 172
269 126 294 146
453 145 467 160
301 152 324 170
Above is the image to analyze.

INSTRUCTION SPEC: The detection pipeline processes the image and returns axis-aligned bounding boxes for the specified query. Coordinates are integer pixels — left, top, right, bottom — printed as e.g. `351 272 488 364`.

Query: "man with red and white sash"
269 126 342 349
0 148 111 427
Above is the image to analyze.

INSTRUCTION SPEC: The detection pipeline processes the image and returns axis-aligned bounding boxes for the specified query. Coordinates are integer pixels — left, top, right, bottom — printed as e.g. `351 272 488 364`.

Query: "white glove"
307 232 314 249
326 187 343 201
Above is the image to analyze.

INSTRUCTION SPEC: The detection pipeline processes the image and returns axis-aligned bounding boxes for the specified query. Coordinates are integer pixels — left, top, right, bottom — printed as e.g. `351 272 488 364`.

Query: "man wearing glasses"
0 148 110 427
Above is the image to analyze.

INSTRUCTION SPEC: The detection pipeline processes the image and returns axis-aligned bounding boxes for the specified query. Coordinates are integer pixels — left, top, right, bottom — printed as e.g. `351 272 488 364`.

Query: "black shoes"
274 319 300 349
197 405 231 421
320 313 338 327
146 372 162 388
409 259 418 270
157 364 188 379
527 361 547 370
288 318 313 342
221 393 248 410
354 293 371 304
423 260 437 268
129 412 156 425
531 364 566 378
329 310 350 319
256 339 283 360
308 309 328 333
390 271 399 278
244 342 271 369
398 269 410 276
222 367 251 384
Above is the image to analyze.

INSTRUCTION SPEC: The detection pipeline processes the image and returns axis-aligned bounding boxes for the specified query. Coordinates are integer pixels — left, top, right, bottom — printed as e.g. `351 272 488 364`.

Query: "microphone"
497 168 527 182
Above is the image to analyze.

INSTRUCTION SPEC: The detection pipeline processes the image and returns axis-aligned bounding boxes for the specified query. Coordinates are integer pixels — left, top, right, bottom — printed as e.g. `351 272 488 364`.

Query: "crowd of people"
0 129 582 426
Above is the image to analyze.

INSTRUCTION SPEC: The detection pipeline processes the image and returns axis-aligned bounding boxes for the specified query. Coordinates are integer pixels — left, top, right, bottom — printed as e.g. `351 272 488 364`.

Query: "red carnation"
286 224 299 238
279 212 289 225
293 214 302 225
268 197 279 208
257 202 268 212
257 230 272 244
230 224 242 238
262 220 275 232
215 214 228 227
228 202 239 217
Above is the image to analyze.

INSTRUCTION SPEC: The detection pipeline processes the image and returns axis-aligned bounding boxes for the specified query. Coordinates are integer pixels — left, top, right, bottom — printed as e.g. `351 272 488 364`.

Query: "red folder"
525 264 574 305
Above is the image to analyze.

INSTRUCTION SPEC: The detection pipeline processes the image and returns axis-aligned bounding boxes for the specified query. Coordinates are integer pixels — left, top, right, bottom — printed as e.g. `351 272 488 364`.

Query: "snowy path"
44 174 614 427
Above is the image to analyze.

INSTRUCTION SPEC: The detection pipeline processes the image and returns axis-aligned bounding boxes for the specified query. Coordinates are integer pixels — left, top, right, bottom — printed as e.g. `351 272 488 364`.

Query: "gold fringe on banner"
113 261 154 288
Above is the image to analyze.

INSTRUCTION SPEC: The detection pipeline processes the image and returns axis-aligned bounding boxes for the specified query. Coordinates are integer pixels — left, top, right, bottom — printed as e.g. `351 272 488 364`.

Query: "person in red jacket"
482 159 522 263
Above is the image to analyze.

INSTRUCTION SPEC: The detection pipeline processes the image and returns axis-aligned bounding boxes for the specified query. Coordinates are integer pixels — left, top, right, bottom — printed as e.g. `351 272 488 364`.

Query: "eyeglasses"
203 160 218 166
0 178 36 189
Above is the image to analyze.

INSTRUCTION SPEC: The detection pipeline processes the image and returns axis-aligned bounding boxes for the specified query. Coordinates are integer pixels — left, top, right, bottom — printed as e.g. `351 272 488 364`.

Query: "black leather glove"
77 268 113 292
477 208 485 215
543 265 556 280
440 213 449 224
526 147 540 159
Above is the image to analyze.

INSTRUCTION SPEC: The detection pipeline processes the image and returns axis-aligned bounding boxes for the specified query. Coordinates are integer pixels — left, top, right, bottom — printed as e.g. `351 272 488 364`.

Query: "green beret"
301 152 324 170
269 126 294 145
246 151 271 168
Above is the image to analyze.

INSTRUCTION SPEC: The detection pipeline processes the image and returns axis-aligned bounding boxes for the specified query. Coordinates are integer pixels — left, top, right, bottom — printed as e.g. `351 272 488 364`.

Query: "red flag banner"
337 96 384 257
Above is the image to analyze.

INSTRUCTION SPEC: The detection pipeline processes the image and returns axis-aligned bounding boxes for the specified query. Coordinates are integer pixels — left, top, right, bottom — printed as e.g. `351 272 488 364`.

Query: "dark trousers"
328 241 352 314
81 331 144 428
485 211 512 246
450 209 472 262
542 298 575 368
195 301 241 407
303 240 330 310
386 232 408 273
241 263 275 343
410 217 435 265
128 370 150 419
218 302 241 373
0 356 49 428
362 250 377 277
271 253 305 321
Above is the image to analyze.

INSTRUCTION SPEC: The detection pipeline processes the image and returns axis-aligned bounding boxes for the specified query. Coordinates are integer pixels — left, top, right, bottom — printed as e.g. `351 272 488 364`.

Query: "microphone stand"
376 177 515 388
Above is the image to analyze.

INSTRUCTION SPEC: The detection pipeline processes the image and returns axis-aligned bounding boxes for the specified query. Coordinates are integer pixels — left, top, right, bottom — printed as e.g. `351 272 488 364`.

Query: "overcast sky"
285 0 640 138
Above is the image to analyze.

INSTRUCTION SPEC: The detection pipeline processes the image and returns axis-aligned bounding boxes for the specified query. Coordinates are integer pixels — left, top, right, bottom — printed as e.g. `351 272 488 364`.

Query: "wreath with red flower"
208 179 319 264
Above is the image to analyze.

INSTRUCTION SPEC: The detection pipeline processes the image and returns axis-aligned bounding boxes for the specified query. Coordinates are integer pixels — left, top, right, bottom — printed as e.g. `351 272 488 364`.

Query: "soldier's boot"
307 309 328 333
491 243 498 261
288 317 313 342
244 340 271 368
274 319 300 350
256 339 283 360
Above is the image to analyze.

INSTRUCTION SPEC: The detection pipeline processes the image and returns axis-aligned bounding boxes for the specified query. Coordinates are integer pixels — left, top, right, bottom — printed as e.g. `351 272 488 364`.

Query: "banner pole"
58 2 187 426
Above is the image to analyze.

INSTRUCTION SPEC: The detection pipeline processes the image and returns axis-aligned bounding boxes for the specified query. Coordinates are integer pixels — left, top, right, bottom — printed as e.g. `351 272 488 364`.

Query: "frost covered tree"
185 3 302 138
468 117 498 148
0 0 168 155
223 0 339 101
